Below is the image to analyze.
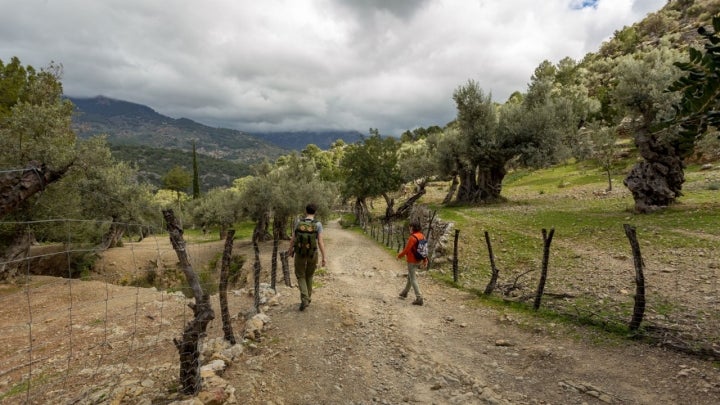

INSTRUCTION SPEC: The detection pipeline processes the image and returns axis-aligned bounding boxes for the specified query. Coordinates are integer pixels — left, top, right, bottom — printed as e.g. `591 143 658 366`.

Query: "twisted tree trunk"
220 229 237 345
624 129 685 213
0 229 34 281
163 209 215 395
0 161 70 218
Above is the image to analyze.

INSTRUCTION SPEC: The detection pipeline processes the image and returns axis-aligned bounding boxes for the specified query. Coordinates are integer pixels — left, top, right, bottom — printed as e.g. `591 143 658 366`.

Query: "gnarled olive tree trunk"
0 161 70 280
454 163 506 204
0 161 70 218
624 131 685 213
0 229 34 281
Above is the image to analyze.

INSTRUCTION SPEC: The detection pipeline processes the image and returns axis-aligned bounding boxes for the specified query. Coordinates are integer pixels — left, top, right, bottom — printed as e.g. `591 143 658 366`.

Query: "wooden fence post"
252 231 262 314
162 209 215 395
425 211 436 271
483 231 500 295
280 251 292 287
271 225 279 290
533 228 555 310
624 224 646 331
219 229 236 345
452 229 460 283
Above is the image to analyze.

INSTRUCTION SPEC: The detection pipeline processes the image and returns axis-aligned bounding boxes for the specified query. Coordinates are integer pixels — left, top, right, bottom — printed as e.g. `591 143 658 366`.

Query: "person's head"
305 203 318 215
409 221 422 232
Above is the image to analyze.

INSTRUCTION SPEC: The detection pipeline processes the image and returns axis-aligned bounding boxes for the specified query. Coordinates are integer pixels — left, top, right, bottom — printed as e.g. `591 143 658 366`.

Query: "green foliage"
0 59 76 169
340 130 402 201
453 79 499 163
611 46 684 125
192 140 200 199
109 143 251 190
190 187 242 233
162 165 192 199
667 16 720 157
300 143 344 182
0 58 162 247
396 138 437 184
400 125 443 143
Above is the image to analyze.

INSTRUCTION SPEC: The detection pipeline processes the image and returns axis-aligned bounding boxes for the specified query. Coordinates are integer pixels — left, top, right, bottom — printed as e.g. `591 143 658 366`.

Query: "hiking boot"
399 291 408 299
299 302 307 311
412 297 424 306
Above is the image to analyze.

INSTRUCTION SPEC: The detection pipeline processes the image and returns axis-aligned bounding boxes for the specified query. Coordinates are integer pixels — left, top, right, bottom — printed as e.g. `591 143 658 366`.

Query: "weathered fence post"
452 229 460 283
280 251 292 287
271 225 279 290
162 209 215 395
252 231 262 314
483 231 500 295
533 228 555 310
219 229 236 345
624 224 646 331
425 211 436 271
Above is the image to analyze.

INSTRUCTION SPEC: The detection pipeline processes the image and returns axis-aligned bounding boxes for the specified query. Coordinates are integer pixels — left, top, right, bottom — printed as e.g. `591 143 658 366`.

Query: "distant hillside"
596 0 720 58
249 130 364 150
68 96 367 190
69 96 287 163
109 144 251 191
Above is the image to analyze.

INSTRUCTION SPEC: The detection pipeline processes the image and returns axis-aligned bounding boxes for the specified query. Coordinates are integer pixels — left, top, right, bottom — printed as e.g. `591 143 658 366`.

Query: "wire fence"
369 216 720 360
2 200 718 402
0 217 256 404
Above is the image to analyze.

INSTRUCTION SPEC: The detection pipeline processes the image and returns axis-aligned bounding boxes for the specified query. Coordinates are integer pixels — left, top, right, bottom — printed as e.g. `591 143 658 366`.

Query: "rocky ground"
1 219 719 404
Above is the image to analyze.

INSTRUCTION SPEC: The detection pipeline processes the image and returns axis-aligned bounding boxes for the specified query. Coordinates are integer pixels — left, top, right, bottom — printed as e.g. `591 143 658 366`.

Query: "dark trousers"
294 252 318 304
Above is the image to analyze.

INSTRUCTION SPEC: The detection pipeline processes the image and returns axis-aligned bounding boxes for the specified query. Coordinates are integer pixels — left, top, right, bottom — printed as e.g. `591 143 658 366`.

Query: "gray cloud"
0 0 665 136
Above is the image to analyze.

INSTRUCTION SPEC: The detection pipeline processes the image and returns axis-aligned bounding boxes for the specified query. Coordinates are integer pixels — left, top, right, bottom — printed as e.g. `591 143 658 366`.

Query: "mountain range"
69 96 364 190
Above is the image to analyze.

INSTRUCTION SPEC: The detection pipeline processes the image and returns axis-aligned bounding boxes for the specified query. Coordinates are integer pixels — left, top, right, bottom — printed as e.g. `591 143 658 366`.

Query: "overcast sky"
1 0 666 136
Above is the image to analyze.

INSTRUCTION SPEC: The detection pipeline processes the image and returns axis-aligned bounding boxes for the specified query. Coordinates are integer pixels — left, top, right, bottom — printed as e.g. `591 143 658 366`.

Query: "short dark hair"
409 221 422 232
305 203 318 215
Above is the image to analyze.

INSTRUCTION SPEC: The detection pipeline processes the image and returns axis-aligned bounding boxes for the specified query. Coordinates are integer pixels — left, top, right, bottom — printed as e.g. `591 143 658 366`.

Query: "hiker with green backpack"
287 203 327 311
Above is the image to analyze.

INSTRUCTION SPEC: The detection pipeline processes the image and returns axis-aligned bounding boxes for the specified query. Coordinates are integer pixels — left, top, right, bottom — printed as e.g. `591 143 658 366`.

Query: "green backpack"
293 218 319 257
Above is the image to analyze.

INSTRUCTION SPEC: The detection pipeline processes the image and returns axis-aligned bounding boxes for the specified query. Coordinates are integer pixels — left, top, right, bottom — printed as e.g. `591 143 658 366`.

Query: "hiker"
397 221 427 306
287 203 326 311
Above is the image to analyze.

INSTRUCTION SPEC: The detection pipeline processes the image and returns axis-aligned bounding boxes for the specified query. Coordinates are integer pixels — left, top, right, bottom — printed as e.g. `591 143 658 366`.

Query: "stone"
197 387 228 405
201 359 227 374
221 344 244 361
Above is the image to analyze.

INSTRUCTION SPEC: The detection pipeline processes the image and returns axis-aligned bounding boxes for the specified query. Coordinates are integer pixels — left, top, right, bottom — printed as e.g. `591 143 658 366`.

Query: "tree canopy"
667 16 720 157
340 130 402 221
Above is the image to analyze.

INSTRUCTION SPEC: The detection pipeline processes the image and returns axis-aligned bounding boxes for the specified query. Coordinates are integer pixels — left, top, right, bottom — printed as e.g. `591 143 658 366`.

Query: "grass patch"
0 379 30 400
366 158 720 353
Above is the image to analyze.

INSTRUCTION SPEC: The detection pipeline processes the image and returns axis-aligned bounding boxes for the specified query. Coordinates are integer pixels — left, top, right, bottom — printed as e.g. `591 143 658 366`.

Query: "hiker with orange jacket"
397 221 427 306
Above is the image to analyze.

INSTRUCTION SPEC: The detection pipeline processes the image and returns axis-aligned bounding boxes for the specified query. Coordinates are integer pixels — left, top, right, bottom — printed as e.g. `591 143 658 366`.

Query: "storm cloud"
0 0 665 136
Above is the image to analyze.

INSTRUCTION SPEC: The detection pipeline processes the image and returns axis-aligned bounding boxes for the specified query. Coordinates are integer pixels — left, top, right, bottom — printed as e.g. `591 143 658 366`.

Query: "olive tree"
449 80 506 202
238 154 336 241
190 187 242 239
611 45 685 212
340 130 403 224
162 165 192 203
0 59 78 279
0 58 160 279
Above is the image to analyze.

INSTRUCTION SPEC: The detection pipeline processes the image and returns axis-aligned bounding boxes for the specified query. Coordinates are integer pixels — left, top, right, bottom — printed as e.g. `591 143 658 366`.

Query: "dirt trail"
1 220 718 404
231 220 720 404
